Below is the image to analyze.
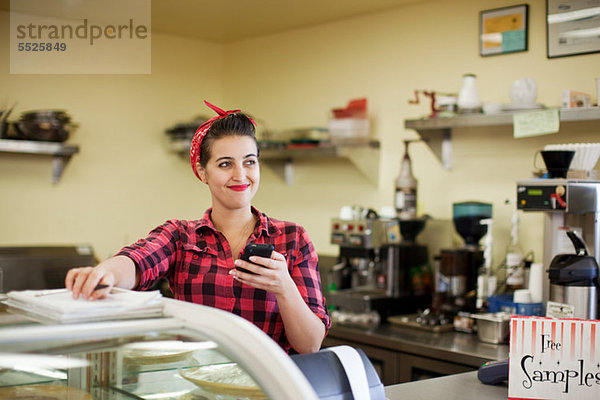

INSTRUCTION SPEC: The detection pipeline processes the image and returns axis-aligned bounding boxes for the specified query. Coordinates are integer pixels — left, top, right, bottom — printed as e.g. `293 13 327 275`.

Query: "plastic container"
488 293 543 316
327 118 370 144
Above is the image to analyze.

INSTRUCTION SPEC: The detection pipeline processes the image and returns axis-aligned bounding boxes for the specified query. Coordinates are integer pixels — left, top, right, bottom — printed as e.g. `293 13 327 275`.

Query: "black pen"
94 284 109 291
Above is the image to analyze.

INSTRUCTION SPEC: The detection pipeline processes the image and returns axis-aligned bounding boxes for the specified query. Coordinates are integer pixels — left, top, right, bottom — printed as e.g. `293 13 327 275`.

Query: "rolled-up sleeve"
116 220 180 290
291 228 332 332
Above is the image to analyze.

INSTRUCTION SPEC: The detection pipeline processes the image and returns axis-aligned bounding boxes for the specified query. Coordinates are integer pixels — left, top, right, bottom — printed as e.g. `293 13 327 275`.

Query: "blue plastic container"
488 293 543 316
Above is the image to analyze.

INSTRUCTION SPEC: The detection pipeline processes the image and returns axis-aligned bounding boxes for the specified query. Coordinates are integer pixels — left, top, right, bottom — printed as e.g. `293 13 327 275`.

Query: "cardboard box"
509 316 600 399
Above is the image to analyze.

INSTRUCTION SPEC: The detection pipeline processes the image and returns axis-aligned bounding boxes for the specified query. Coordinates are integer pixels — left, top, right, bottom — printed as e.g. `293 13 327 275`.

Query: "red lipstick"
229 184 250 192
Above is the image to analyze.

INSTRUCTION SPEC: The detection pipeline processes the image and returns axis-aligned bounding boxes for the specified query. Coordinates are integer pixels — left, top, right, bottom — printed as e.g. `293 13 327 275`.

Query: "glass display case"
0 297 319 399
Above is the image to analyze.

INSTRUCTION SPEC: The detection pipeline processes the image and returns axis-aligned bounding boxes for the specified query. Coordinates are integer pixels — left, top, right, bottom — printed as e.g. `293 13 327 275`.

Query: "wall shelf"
168 138 381 186
259 140 380 185
405 107 600 170
0 139 79 184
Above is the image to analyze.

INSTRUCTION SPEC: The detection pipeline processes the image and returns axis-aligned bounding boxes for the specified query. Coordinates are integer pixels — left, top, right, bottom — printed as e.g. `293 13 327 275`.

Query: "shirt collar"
196 207 280 238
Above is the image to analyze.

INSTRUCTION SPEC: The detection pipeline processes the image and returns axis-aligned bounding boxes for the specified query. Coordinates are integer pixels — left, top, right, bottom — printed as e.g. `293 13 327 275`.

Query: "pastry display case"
0 297 319 399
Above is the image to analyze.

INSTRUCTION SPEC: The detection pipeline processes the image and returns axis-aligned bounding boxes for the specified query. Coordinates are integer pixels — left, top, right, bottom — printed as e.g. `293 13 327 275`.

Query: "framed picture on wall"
480 4 528 56
547 0 600 58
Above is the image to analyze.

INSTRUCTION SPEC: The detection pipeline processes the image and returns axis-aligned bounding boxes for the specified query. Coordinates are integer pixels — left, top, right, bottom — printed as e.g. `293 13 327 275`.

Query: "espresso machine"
517 178 600 317
436 201 491 313
328 211 431 325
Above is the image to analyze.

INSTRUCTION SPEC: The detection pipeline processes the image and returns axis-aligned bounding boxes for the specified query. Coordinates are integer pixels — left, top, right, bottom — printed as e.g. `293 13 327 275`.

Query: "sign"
10 0 151 74
509 316 600 399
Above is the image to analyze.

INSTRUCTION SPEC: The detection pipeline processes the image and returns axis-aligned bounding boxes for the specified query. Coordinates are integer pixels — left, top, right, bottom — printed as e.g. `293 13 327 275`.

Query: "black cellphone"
237 243 274 274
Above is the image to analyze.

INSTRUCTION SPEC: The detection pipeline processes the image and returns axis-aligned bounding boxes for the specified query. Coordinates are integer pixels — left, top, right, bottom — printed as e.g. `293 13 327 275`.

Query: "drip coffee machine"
435 201 492 313
328 209 431 326
517 147 600 317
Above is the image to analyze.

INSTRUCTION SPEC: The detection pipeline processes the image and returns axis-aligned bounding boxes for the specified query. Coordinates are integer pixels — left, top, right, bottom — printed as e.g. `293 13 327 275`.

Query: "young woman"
65 101 330 354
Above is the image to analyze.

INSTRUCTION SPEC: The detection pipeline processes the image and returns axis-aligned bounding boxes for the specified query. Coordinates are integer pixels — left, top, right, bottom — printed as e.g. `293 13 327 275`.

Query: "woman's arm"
65 255 139 300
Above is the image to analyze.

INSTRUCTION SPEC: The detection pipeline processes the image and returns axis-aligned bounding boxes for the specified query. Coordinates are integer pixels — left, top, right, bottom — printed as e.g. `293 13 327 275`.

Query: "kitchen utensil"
8 110 75 142
471 312 511 344
540 150 575 178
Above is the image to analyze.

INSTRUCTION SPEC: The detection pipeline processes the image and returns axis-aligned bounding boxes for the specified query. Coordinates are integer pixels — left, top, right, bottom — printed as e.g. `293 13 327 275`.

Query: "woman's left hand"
231 251 294 296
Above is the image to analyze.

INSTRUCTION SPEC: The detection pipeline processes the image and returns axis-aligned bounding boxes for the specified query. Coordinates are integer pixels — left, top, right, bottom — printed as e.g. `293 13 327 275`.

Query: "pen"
94 284 109 291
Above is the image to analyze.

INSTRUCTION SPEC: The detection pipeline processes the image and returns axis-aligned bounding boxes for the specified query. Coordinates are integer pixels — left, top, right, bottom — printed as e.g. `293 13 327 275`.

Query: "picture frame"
480 4 528 57
547 0 600 58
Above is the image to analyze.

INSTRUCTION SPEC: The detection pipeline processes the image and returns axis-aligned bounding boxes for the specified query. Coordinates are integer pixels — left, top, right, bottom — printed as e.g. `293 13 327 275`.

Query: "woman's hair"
198 113 258 168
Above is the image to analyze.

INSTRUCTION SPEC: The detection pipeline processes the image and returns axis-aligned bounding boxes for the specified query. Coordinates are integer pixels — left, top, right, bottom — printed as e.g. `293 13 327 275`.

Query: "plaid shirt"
117 207 331 353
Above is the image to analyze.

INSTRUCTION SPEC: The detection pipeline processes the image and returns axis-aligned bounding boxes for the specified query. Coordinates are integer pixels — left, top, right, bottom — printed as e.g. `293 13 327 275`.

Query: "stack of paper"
4 288 163 323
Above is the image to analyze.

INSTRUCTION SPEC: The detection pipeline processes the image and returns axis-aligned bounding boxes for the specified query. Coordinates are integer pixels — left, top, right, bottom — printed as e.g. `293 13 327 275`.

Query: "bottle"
505 210 524 291
395 140 417 219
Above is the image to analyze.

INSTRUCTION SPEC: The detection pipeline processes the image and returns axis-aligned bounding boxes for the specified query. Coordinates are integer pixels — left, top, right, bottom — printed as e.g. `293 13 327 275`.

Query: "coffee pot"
548 230 599 319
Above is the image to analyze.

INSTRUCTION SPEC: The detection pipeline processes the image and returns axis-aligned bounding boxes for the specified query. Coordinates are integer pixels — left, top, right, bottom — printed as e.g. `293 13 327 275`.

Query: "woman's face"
197 135 260 211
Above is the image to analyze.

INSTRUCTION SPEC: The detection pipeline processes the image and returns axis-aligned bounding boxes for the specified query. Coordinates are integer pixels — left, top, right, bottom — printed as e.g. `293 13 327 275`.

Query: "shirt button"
231 298 235 303
193 255 199 260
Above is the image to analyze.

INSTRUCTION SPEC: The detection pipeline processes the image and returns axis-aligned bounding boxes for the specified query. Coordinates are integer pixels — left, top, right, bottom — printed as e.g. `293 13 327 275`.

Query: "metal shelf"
404 107 600 170
169 139 381 186
0 139 79 184
259 140 380 185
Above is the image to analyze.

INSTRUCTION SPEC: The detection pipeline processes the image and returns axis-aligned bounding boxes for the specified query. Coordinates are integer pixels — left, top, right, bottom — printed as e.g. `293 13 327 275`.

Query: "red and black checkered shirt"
116 207 331 353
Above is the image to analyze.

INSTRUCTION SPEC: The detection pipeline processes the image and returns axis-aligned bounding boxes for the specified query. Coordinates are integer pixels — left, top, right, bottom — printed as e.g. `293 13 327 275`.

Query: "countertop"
327 323 509 367
385 370 507 399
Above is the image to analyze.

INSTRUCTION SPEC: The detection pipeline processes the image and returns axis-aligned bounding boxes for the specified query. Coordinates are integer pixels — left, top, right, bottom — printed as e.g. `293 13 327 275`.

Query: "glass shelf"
0 139 79 184
404 107 600 170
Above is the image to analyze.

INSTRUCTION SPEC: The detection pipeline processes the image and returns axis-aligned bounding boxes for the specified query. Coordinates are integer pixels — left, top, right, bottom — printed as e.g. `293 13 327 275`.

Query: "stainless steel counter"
328 324 509 367
385 371 507 399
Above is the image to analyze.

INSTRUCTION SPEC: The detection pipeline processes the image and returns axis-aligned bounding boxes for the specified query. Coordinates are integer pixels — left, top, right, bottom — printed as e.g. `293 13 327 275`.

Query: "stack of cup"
528 262 544 303
514 289 532 304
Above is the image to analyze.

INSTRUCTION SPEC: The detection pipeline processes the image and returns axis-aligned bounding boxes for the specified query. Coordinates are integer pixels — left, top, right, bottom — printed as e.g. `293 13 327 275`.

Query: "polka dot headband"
190 100 255 180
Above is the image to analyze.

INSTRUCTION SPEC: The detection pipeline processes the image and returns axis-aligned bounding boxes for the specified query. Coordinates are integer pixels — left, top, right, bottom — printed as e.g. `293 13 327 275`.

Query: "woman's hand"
65 266 115 300
64 255 138 301
230 251 294 296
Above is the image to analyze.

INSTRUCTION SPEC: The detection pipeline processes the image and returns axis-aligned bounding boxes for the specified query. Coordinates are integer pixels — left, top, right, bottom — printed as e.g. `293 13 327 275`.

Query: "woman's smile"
228 184 250 192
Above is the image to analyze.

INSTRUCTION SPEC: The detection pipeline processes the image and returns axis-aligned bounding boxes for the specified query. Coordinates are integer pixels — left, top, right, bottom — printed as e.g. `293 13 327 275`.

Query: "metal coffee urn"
548 230 599 319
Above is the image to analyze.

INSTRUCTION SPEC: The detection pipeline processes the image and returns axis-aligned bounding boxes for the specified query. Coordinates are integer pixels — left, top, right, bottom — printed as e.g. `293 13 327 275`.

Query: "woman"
65 101 330 354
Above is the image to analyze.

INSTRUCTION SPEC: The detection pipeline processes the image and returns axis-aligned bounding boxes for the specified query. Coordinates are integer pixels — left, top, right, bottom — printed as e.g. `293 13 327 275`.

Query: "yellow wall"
1 0 600 272
223 0 600 265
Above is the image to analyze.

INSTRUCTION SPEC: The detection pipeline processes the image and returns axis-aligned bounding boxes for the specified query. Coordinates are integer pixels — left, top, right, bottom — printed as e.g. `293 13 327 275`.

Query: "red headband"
190 100 255 180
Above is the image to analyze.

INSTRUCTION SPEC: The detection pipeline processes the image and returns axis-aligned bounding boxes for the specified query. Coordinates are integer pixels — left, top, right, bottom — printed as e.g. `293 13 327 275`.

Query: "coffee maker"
436 201 491 313
328 211 431 324
517 178 600 315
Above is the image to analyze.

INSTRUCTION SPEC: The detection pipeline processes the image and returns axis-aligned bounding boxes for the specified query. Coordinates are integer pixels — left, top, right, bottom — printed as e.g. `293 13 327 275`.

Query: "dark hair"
199 113 258 168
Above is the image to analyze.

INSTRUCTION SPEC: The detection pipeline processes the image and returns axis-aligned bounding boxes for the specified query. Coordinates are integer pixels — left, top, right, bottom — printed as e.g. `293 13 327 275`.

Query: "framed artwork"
547 0 600 58
480 4 529 56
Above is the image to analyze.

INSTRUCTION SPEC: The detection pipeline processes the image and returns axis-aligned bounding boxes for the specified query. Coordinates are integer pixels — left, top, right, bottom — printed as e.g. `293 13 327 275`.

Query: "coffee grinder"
436 201 492 313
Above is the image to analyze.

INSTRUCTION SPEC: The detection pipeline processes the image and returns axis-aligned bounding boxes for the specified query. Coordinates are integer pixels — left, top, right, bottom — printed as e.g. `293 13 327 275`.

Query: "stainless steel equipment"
548 230 599 319
0 245 97 292
517 179 600 313
328 215 431 324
